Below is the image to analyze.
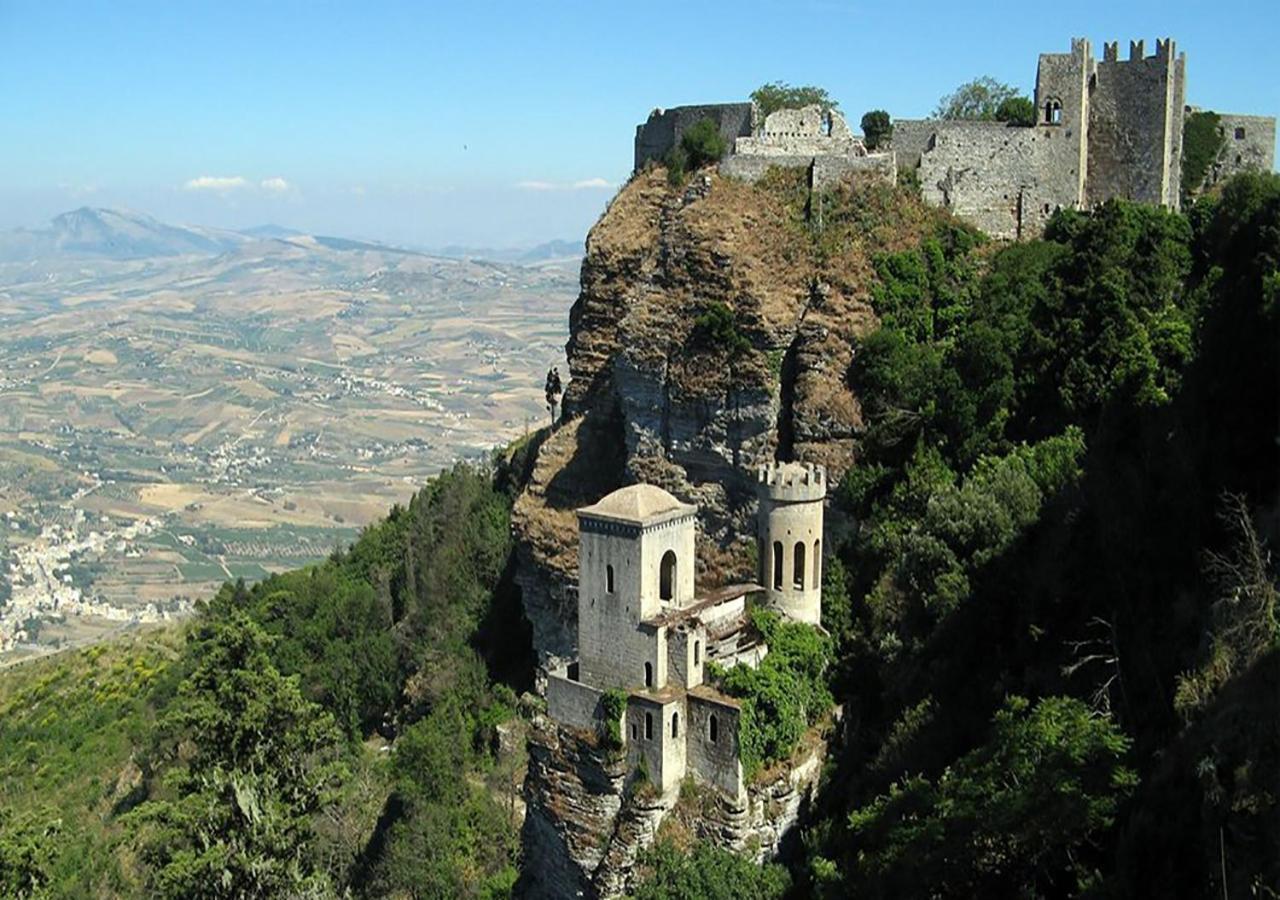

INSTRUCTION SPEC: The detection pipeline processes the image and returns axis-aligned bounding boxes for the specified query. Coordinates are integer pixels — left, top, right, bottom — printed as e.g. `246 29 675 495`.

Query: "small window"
1235 127 1246 140
672 712 679 738
813 539 821 586
709 713 719 743
606 564 614 594
772 541 783 590
644 662 653 688
631 723 638 741
567 662 579 682
645 712 653 740
793 541 806 589
693 641 701 665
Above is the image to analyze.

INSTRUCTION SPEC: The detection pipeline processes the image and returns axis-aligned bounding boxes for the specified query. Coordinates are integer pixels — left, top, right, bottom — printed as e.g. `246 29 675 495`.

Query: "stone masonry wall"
1207 114 1277 188
547 670 605 732
635 103 755 171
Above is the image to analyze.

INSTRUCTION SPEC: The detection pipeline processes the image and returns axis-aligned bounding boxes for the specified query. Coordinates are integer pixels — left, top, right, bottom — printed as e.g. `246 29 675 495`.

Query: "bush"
600 688 627 750
751 82 837 118
681 118 727 169
691 301 752 357
861 110 892 149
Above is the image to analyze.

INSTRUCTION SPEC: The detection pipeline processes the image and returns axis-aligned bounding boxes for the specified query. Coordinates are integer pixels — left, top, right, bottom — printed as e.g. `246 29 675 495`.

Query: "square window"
1235 127 1246 140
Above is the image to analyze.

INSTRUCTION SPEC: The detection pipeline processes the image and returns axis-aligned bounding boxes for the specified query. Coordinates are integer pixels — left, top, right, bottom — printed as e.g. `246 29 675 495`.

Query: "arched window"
1051 102 1062 125
813 539 821 587
772 541 783 590
793 541 806 589
630 723 638 741
672 712 679 738
1044 99 1063 125
709 713 719 743
693 641 701 665
645 712 653 740
606 564 614 594
660 550 677 601
644 662 653 688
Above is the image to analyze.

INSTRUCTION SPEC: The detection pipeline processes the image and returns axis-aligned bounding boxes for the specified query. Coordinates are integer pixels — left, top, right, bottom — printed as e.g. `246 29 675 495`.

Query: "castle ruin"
545 462 826 799
633 37 1275 239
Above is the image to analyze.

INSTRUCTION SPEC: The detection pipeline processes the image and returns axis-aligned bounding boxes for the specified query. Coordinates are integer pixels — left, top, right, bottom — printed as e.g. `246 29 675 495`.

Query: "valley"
0 218 574 661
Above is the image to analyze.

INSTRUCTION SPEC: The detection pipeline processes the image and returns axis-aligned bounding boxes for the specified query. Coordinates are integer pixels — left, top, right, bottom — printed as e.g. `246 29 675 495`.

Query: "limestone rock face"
512 168 883 670
518 716 833 899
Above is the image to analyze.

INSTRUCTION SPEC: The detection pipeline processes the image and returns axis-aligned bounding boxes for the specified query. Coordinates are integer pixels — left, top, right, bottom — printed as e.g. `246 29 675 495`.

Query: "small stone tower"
757 462 825 626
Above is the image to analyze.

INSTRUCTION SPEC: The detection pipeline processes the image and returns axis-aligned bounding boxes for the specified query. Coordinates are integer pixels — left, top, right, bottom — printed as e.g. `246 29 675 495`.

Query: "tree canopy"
934 76 1024 120
751 82 837 118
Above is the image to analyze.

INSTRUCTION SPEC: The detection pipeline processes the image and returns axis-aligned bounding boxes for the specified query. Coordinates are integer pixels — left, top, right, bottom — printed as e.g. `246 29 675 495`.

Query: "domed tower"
757 462 825 625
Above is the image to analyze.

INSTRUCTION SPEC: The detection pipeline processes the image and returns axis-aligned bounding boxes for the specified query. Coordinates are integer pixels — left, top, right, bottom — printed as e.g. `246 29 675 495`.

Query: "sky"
2 0 1277 248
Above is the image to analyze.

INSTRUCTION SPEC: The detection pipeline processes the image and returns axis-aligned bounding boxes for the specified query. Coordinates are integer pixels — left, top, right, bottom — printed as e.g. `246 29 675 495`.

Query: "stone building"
633 36 1275 240
545 462 826 798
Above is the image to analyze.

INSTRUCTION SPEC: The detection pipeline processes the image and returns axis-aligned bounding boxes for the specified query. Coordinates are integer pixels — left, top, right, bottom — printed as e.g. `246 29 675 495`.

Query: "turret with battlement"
756 462 825 626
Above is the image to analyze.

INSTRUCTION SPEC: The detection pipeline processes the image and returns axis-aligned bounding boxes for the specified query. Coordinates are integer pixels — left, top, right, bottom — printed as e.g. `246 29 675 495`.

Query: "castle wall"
667 625 706 690
1207 114 1277 188
890 119 940 170
1033 38 1092 207
1087 40 1184 207
913 122 1081 240
547 669 605 732
687 691 744 799
634 103 754 171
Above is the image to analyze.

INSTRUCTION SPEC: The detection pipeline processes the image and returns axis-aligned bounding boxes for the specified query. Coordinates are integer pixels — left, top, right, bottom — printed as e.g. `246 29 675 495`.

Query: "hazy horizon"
4 0 1278 247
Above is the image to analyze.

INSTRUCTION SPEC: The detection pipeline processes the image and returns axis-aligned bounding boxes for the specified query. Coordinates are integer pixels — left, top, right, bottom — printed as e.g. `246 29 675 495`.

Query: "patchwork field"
0 235 575 660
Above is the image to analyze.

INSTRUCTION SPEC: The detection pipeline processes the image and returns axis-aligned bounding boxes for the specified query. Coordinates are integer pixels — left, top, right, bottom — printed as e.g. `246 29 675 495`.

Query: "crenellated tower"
756 462 825 626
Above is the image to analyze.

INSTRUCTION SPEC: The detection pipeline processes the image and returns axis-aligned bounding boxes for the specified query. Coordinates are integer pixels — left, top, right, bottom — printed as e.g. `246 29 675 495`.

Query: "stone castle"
545 461 826 799
634 37 1276 239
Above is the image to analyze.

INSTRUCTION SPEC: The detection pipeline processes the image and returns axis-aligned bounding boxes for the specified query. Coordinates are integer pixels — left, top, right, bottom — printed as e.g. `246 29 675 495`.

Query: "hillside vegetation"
3 170 1277 899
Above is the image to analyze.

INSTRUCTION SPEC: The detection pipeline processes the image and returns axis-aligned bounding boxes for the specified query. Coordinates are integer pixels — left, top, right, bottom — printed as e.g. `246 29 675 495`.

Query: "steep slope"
512 166 940 664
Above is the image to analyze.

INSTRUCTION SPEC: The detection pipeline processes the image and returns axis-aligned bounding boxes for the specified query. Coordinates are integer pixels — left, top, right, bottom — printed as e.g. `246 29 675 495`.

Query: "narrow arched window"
606 564 614 594
693 641 701 665
794 541 806 589
660 550 677 601
644 662 653 688
645 712 653 740
709 713 719 743
813 539 821 587
772 541 783 590
672 711 679 738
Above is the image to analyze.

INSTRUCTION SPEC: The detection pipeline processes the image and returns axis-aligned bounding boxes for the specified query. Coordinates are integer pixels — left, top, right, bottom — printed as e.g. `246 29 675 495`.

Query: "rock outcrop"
519 713 834 898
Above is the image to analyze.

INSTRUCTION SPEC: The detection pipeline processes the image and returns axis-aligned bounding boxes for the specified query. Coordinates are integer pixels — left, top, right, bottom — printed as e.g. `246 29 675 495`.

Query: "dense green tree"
1181 110 1224 198
934 76 1023 120
0 809 60 899
860 110 892 149
751 82 837 118
631 840 790 899
844 697 1136 898
126 612 344 898
995 95 1036 126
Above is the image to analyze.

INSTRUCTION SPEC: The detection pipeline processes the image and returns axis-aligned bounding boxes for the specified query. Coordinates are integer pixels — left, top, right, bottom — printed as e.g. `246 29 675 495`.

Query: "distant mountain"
239 223 307 239
518 239 583 263
430 238 583 264
0 207 250 262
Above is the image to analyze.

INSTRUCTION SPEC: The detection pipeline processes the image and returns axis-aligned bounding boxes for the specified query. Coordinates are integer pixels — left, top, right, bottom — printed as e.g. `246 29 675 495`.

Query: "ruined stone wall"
1207 114 1277 187
635 103 755 171
547 670 605 731
720 152 894 189
890 119 940 170
1087 40 1184 207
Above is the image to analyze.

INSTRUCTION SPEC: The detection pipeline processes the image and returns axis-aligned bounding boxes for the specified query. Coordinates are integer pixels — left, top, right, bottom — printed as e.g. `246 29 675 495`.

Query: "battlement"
1099 37 1178 64
756 461 826 502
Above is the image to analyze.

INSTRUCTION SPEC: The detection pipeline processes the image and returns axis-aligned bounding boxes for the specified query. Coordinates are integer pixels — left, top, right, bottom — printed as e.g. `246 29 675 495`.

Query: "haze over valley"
0 207 574 661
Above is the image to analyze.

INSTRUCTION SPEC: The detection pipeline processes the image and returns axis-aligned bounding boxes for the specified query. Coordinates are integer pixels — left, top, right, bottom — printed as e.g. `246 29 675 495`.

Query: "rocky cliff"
512 166 939 666
519 713 836 898
511 164 946 893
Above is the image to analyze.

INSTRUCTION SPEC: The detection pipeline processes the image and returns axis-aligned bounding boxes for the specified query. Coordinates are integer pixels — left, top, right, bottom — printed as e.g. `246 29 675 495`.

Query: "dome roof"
577 483 694 525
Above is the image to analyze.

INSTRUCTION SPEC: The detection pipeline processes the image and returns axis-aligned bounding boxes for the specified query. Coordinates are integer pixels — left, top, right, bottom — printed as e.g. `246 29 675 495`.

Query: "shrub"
691 301 752 357
680 118 727 169
600 688 627 750
751 82 837 118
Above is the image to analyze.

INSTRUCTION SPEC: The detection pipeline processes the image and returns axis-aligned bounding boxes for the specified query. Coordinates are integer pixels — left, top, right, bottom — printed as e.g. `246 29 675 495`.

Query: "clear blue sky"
2 0 1276 247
